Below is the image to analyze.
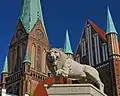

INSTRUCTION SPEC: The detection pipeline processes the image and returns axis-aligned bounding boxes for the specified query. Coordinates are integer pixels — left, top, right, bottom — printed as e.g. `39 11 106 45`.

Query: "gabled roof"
1 56 8 73
88 19 107 41
75 19 107 55
63 29 73 54
106 7 118 34
20 0 47 35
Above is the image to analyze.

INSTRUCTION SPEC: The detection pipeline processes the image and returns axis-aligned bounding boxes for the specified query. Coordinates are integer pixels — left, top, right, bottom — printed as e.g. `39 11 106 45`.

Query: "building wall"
6 19 50 95
75 21 119 96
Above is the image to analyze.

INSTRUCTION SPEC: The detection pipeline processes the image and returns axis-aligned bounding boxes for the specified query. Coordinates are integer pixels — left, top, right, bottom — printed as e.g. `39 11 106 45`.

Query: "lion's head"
46 48 68 74
46 48 61 66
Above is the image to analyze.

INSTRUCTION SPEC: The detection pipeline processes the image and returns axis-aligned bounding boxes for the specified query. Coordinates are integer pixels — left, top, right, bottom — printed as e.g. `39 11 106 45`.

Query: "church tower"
63 29 73 58
6 0 50 95
106 7 120 96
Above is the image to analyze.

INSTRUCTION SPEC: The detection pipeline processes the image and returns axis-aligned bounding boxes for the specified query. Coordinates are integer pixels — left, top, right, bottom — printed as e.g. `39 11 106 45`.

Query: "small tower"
63 29 73 58
1 56 8 89
22 49 31 95
106 7 120 96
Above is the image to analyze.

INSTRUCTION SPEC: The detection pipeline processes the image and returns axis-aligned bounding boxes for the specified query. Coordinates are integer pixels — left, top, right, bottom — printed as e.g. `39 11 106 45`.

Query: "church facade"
75 9 120 96
1 0 50 95
0 0 120 96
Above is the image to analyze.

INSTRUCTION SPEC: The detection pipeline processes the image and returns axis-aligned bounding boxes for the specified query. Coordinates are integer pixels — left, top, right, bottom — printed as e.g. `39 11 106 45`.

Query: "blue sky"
0 0 120 71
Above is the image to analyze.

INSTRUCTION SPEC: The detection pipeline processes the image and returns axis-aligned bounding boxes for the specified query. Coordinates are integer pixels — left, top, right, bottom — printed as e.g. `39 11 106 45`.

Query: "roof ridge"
88 19 107 41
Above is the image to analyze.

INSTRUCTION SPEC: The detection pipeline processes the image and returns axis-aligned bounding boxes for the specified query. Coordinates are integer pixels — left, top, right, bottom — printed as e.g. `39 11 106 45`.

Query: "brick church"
0 0 120 96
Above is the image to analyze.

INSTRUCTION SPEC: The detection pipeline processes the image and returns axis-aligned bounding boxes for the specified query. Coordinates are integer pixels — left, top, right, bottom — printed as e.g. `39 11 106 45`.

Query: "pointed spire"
63 29 73 54
2 56 8 73
20 0 47 35
106 7 118 34
23 49 31 64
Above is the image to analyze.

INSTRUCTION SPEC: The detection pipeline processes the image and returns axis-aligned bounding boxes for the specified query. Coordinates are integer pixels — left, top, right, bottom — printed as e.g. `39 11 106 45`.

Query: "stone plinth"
45 84 107 96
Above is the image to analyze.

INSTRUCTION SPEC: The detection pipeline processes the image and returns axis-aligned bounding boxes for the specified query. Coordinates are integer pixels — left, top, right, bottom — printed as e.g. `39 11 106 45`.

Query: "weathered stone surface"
45 84 107 96
46 48 104 92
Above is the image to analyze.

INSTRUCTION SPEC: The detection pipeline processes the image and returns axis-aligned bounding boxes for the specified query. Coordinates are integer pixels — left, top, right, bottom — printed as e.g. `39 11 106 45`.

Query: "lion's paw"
56 69 62 76
62 73 68 77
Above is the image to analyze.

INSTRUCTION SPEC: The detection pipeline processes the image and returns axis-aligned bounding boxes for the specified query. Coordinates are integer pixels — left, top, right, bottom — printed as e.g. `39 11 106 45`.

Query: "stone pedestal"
45 84 107 96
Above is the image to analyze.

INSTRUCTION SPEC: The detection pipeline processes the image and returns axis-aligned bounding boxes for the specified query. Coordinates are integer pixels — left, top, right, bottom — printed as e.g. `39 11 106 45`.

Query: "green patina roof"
2 56 8 73
23 49 31 64
106 7 118 34
20 0 47 35
63 29 73 54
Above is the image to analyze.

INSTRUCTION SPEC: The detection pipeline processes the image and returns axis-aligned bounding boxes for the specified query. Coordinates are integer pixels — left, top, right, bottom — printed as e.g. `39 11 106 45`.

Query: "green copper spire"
106 7 118 34
23 49 31 64
2 56 8 73
20 0 47 34
63 29 73 54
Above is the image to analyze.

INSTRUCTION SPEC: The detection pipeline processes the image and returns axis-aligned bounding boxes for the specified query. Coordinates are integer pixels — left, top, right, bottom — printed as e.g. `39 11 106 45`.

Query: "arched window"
102 43 108 61
22 43 25 60
16 45 21 71
21 43 26 69
41 49 46 73
93 33 101 65
37 46 41 71
81 40 86 57
31 44 36 68
12 49 15 72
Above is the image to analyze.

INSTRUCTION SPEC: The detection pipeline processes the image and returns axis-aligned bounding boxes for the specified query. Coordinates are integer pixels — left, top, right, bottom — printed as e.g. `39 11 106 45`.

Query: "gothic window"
17 46 20 59
16 45 21 71
22 43 25 60
102 44 105 61
12 49 15 72
37 46 41 71
31 44 36 68
41 49 46 73
102 43 108 61
21 43 26 68
93 33 101 65
81 40 86 57
85 26 94 66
